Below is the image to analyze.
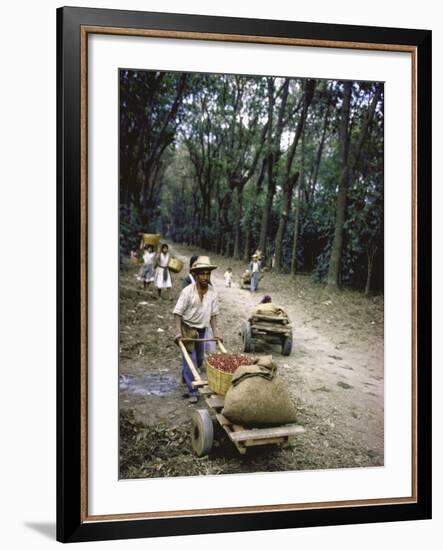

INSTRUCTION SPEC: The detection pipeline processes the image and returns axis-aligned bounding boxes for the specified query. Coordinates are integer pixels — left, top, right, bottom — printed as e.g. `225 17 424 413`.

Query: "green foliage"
120 72 384 292
120 202 142 261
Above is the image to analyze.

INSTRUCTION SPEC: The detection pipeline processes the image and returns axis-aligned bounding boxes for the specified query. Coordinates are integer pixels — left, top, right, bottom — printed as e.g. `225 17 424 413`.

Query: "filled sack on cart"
253 302 288 318
222 356 297 427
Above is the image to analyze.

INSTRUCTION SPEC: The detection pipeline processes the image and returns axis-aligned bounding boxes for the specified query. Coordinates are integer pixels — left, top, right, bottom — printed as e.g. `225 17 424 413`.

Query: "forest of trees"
119 70 384 293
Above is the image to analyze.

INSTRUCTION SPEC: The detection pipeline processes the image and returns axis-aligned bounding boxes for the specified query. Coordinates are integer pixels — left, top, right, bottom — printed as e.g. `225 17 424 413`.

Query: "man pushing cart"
173 256 222 403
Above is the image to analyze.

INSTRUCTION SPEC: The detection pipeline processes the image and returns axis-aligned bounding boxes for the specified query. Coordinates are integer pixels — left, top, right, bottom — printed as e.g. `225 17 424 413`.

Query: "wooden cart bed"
199 384 305 455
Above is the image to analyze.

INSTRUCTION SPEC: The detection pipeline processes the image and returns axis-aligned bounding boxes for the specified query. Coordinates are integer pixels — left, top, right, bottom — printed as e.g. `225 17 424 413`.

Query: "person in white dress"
154 243 172 298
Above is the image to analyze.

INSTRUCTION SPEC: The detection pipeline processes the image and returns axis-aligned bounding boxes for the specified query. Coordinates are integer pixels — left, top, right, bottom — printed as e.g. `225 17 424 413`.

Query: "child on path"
224 267 233 288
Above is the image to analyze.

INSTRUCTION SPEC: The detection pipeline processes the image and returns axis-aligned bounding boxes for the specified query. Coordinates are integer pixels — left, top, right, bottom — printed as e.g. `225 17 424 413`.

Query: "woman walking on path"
154 243 172 298
136 244 156 290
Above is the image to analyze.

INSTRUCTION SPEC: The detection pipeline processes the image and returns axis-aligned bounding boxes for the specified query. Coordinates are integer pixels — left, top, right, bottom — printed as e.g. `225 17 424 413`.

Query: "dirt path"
119 242 384 478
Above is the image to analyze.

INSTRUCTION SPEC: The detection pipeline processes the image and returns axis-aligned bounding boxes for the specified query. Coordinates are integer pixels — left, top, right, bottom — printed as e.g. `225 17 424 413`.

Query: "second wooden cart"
242 312 293 356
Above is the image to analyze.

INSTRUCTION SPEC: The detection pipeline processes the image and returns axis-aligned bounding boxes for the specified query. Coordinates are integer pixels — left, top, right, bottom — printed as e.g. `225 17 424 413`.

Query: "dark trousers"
181 327 206 396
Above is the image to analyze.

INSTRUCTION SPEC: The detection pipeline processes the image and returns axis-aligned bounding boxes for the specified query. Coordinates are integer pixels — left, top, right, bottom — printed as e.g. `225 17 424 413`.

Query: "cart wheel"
191 409 214 457
242 320 253 352
281 332 293 356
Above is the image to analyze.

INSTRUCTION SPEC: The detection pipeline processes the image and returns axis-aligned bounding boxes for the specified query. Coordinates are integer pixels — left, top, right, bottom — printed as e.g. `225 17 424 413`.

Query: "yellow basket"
206 359 233 395
168 257 184 273
140 233 160 247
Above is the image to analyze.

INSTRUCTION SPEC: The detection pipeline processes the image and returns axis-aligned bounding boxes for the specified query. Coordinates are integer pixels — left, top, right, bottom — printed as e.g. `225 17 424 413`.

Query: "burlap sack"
253 302 288 318
181 324 198 352
222 360 297 427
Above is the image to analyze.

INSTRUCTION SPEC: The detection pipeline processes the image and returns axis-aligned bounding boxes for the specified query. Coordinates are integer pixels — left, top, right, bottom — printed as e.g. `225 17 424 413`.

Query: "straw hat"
190 256 217 271
252 253 259 259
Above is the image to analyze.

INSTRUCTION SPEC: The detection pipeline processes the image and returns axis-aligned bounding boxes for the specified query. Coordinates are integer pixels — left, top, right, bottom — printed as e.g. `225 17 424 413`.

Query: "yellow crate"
140 233 160 247
168 257 184 273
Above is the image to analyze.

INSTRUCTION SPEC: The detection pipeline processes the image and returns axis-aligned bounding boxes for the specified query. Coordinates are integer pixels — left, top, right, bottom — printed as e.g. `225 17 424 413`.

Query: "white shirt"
158 252 170 267
143 251 155 264
251 261 260 273
173 283 220 329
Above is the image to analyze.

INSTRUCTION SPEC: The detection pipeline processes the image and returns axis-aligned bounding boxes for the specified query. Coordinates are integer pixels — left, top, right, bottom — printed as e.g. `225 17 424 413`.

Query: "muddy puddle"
119 373 178 396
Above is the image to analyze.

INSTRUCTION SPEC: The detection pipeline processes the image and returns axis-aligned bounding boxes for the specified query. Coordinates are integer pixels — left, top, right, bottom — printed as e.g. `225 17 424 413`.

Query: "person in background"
224 267 233 288
182 255 199 288
173 257 221 403
154 243 172 298
248 253 262 292
136 244 156 290
254 249 263 263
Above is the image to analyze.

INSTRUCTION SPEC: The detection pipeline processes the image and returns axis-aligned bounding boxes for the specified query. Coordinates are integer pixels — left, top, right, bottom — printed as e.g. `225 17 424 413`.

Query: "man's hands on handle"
174 314 224 346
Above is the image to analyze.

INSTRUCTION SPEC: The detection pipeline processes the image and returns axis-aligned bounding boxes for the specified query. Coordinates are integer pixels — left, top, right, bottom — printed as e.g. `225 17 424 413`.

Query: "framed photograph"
57 6 431 543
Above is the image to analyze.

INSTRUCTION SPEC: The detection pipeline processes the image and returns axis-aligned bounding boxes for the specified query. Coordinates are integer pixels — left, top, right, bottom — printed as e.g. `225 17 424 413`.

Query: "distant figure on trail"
182 255 199 289
224 267 233 288
154 243 172 299
248 253 262 292
136 244 156 290
254 249 263 263
173 256 221 403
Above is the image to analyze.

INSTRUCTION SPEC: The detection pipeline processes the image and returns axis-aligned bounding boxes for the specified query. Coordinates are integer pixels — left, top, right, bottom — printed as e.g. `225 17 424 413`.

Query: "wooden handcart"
242 312 293 356
239 271 264 289
178 338 304 457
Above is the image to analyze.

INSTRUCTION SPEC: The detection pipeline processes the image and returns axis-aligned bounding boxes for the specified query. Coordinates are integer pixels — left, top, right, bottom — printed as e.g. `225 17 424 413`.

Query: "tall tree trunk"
257 79 291 258
215 205 222 253
274 172 299 272
291 181 303 275
291 127 306 275
233 186 243 259
258 79 276 256
309 99 331 201
365 245 377 295
327 81 352 288
276 79 315 272
243 224 251 262
224 235 231 256
258 156 275 256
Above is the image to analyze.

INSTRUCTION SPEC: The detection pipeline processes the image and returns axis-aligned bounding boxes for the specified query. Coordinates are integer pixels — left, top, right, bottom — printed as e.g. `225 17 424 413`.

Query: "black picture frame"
57 6 432 543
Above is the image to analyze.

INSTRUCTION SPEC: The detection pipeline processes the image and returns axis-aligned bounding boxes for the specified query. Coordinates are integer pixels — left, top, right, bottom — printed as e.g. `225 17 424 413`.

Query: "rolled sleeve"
173 291 188 317
210 291 220 317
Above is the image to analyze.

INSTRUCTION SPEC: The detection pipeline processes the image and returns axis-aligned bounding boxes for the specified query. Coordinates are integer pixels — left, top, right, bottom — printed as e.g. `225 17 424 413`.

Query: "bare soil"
119 242 384 479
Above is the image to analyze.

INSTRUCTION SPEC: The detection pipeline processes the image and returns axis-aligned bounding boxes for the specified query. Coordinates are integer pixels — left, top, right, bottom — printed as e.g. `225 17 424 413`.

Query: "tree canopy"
120 70 384 293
